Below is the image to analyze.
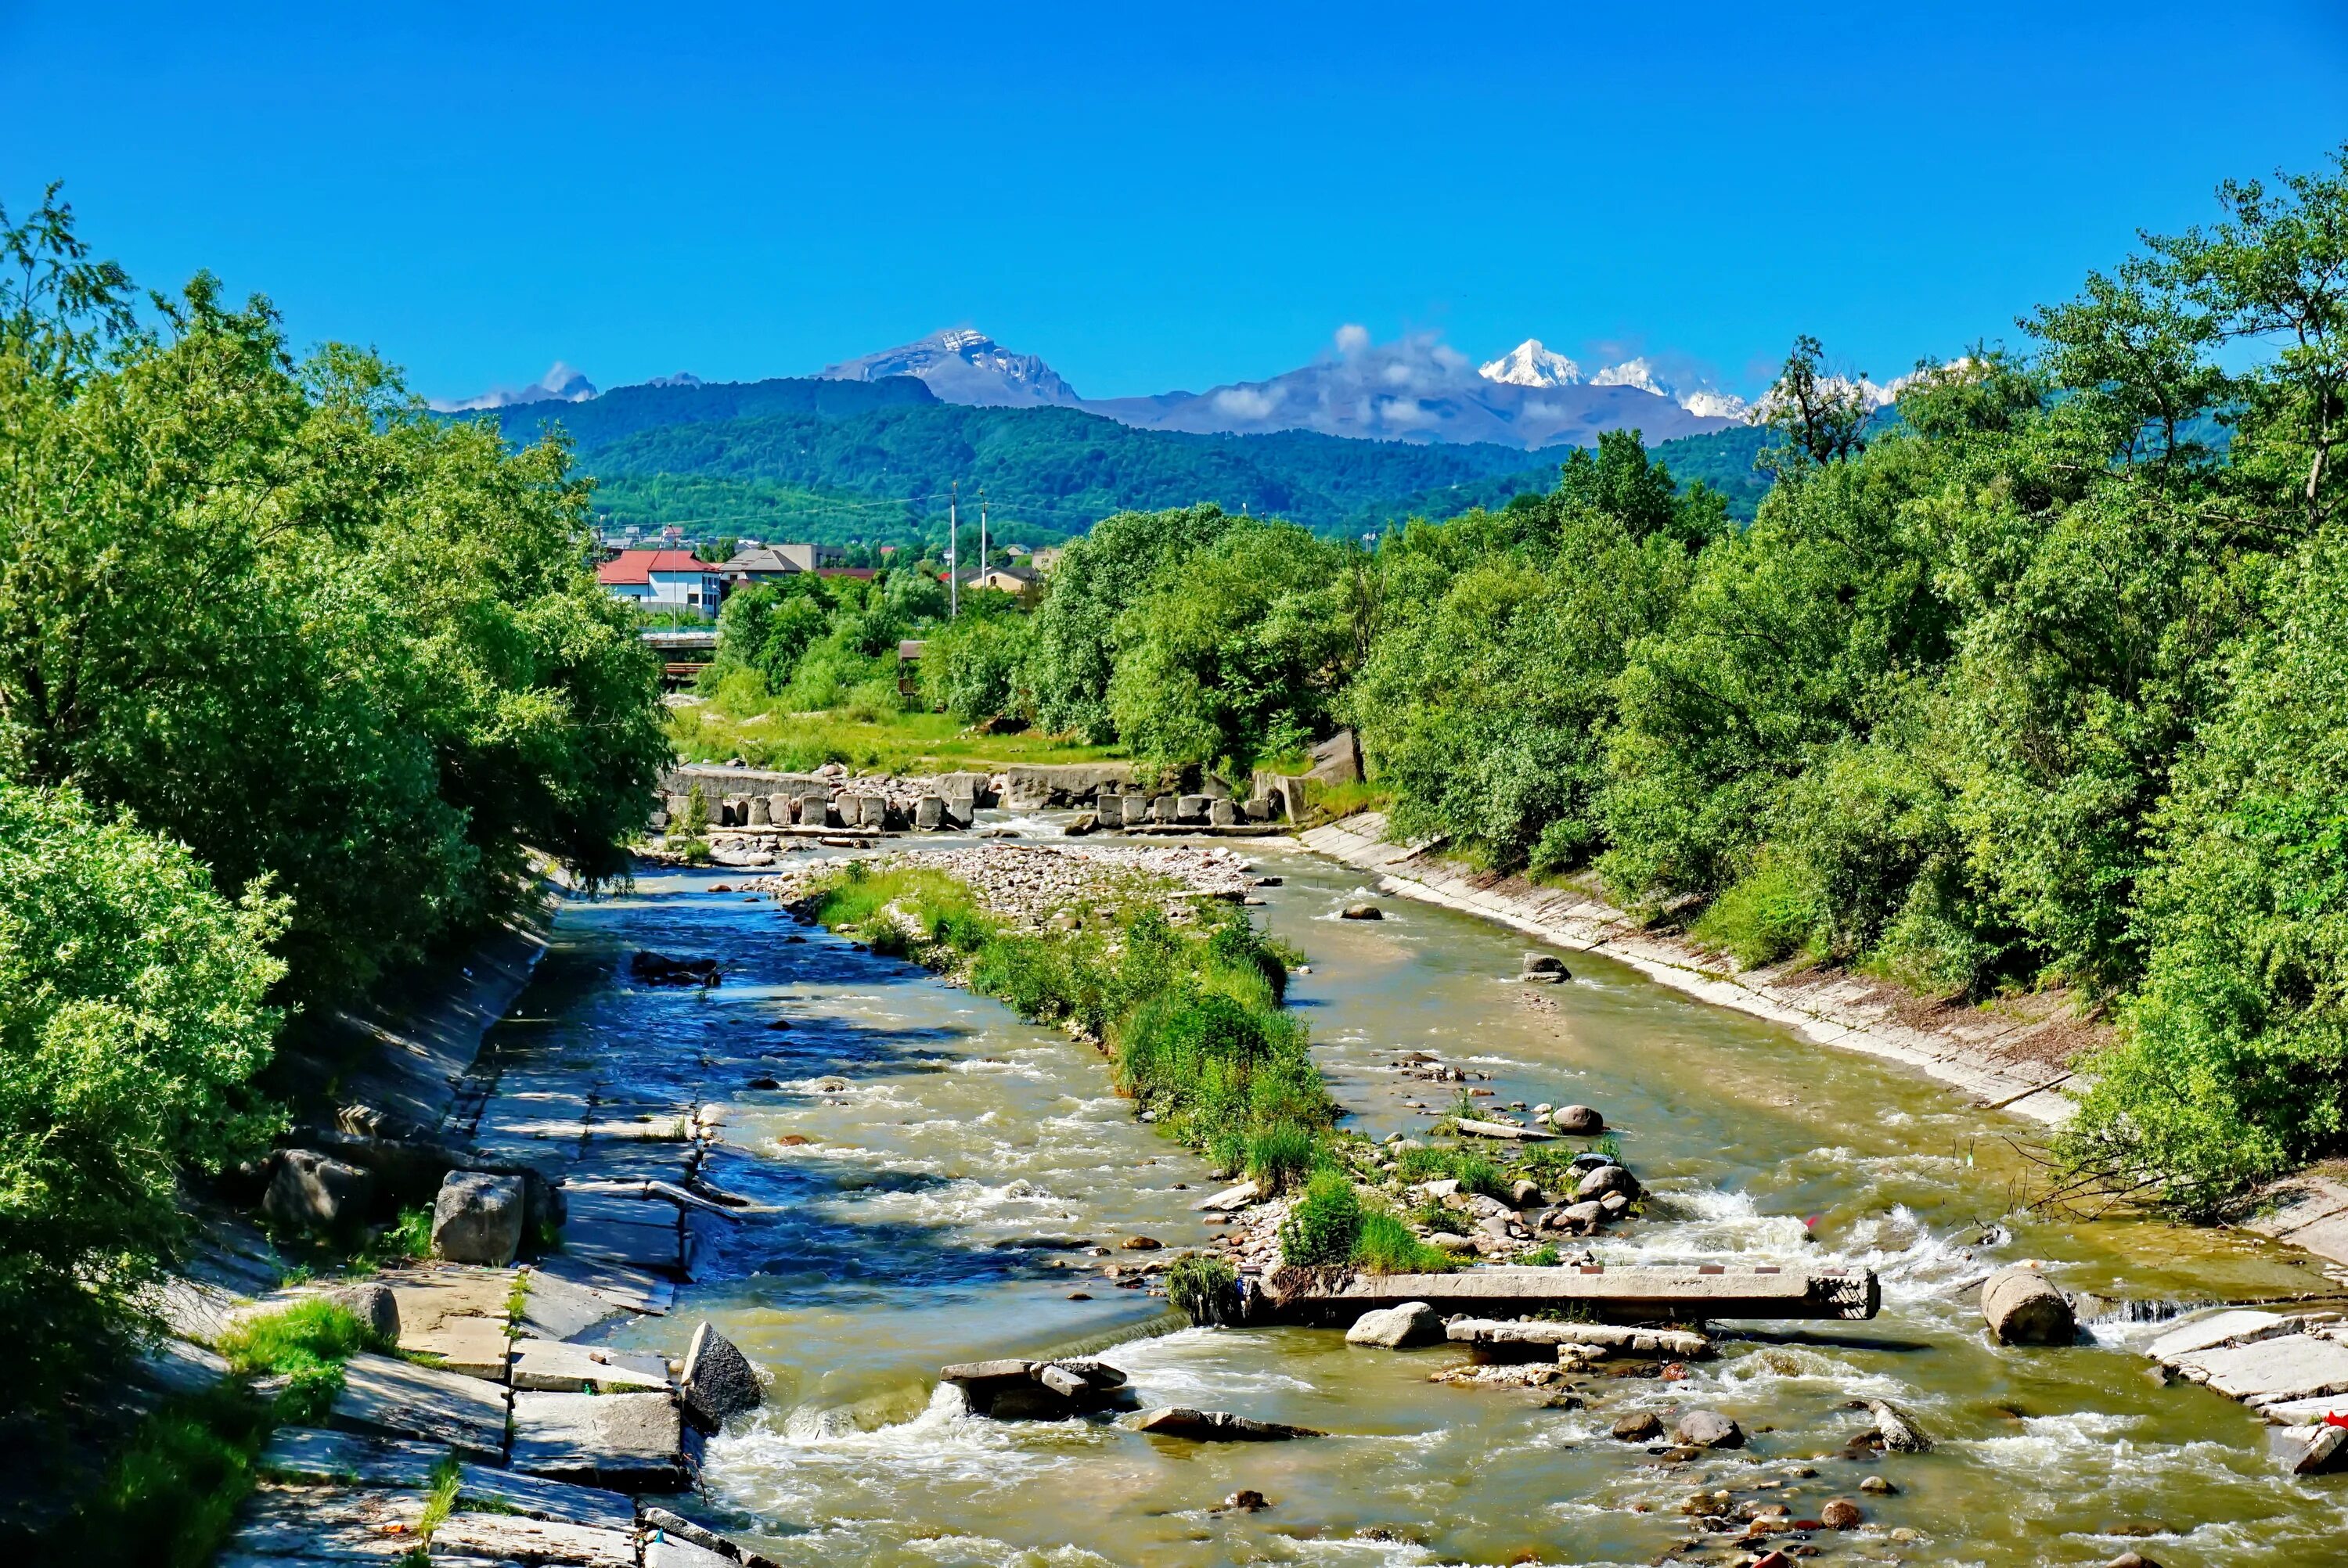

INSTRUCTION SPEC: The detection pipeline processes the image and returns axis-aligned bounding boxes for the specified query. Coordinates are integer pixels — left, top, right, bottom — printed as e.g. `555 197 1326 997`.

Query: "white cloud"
1333 323 1371 356
1211 387 1277 419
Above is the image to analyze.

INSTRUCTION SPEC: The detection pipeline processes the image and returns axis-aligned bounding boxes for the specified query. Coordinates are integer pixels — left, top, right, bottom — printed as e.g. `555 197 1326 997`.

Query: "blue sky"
3 1 2343 405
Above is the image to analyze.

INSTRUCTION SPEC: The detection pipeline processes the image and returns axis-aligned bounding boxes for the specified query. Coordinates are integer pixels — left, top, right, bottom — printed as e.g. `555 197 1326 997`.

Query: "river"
472 831 2348 1566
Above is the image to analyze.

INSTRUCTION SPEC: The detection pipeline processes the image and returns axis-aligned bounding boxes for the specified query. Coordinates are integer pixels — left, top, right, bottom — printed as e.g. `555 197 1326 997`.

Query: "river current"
474 831 2348 1566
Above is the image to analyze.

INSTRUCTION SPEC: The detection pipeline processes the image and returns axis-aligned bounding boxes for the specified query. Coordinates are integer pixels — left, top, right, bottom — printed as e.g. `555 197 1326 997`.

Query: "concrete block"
510 1390 689 1491
329 1350 510 1458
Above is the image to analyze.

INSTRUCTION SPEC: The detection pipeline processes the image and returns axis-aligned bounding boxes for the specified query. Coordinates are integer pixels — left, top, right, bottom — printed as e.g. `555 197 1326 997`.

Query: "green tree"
1025 504 1234 741
0 782 286 1382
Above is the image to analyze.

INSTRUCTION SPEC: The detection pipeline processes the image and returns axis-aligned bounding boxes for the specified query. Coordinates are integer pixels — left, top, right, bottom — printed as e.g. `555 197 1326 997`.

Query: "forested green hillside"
467 384 1771 543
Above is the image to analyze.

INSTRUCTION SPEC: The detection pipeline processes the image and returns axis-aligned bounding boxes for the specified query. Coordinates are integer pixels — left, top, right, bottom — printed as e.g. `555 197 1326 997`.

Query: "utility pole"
948 482 960 620
978 487 989 592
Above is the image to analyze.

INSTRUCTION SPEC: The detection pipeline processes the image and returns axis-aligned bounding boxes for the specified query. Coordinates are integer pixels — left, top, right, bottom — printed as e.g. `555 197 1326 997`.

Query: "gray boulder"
1575 1163 1639 1203
1611 1410 1663 1441
1980 1266 2075 1345
1522 952 1570 982
1673 1408 1744 1448
1129 1406 1323 1441
326 1282 400 1345
1208 799 1238 826
431 1170 525 1265
263 1149 373 1232
1550 1104 1605 1135
1865 1397 1933 1452
1345 1301 1442 1349
1339 904 1384 921
680 1320 763 1431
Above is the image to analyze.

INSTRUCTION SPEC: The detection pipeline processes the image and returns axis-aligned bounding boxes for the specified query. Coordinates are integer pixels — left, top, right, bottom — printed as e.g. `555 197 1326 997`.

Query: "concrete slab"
564 1190 688 1226
510 1336 673 1394
409 1315 512 1381
221 1481 428 1560
564 1215 683 1273
2147 1309 2294 1365
259 1426 448 1487
535 1253 675 1316
517 1266 628 1340
646 1539 734 1568
510 1390 689 1490
430 1511 636 1568
1258 1264 1879 1324
2174 1333 2348 1406
330 1351 510 1458
381 1266 517 1335
456 1463 638 1530
2256 1394 2348 1425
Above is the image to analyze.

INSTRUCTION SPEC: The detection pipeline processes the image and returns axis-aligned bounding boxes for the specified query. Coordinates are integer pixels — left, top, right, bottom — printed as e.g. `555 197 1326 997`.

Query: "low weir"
1252 1263 1882 1325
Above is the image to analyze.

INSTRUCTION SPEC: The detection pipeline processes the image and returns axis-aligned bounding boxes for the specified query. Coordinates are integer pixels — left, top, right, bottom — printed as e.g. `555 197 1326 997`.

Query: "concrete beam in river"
1251 1264 1880 1325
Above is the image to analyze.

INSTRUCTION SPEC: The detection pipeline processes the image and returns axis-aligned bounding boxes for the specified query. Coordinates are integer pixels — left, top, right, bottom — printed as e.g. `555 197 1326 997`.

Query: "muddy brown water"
475 833 2348 1566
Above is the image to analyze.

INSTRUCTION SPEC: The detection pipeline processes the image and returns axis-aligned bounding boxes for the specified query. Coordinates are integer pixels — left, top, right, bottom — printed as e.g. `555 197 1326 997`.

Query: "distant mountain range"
439 325 1756 449
446 367 1780 545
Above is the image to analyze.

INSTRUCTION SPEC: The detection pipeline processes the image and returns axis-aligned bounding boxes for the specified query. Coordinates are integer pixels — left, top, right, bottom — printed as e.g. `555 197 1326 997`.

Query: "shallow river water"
478 833 2348 1566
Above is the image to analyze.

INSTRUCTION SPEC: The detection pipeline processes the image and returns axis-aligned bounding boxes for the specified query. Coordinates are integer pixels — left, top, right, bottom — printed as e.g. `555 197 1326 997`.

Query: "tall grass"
803 865 1338 1187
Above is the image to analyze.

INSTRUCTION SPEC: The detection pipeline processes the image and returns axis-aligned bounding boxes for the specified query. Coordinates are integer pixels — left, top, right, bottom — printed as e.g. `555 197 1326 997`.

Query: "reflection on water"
476 839 2348 1566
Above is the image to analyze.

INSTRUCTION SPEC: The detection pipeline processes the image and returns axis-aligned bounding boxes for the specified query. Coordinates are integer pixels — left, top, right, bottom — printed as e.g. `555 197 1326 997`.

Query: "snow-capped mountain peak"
1585 356 1748 420
819 329 1082 408
1478 339 1583 388
430 361 598 412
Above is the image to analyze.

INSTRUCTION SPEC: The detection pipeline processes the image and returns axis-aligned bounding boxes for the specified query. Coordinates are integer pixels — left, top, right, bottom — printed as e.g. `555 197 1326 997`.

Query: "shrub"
1166 1253 1243 1326
0 782 287 1392
1277 1171 1363 1265
1352 1210 1456 1274
73 1383 272 1568
1690 862 1824 969
217 1299 384 1375
1244 1120 1320 1192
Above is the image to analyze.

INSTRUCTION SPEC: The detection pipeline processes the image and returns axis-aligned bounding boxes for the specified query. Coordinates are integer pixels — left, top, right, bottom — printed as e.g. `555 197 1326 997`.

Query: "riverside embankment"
371 821 2348 1568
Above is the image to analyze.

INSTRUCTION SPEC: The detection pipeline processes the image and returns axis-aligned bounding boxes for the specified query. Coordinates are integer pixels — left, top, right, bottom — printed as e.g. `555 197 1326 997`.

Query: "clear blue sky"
3 1 2343 405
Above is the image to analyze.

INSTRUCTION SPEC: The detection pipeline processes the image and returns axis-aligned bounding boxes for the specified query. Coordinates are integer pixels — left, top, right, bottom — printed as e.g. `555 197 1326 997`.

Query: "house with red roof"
596 548 725 617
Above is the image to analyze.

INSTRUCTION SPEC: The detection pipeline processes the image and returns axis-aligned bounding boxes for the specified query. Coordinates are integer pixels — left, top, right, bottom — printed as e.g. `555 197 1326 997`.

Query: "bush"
1244 1120 1320 1192
1691 862 1824 969
1166 1253 1242 1326
0 782 287 1390
217 1299 384 1375
1352 1210 1456 1274
73 1383 272 1568
1277 1171 1363 1265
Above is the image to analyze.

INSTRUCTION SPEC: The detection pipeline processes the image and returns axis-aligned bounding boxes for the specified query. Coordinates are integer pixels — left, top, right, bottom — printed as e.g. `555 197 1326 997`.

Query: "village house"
596 548 726 617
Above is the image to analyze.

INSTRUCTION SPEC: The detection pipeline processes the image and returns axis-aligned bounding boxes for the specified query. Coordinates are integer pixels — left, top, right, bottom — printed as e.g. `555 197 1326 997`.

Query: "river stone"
433 1170 526 1264
681 1320 763 1430
1339 903 1383 920
263 1149 373 1232
1550 1199 1606 1233
326 1282 399 1345
1673 1409 1744 1448
510 1390 688 1490
2105 1556 2166 1568
1522 952 1569 981
1611 1411 1663 1441
1346 1302 1442 1349
1129 1405 1323 1441
1575 1163 1639 1203
1507 1179 1543 1207
1820 1498 1864 1528
1550 1104 1605 1135
1866 1397 1933 1452
1981 1265 2075 1345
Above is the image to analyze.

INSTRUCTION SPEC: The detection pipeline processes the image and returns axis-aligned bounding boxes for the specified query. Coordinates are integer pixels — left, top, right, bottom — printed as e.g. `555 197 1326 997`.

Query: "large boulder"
1574 1163 1639 1203
680 1320 763 1431
431 1171 526 1265
1129 1406 1323 1441
1673 1408 1744 1449
326 1282 401 1345
1550 1104 1605 1135
1338 904 1384 922
263 1149 374 1232
1522 952 1570 983
1981 1266 2075 1345
630 951 721 987
1345 1302 1442 1349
